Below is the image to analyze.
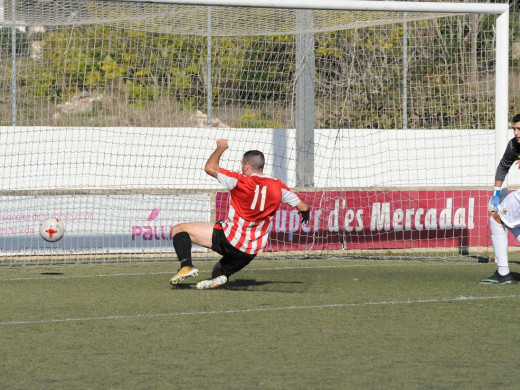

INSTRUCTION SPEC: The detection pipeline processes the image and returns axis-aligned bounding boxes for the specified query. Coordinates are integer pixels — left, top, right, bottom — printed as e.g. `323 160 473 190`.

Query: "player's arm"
281 186 311 223
489 141 516 212
204 139 229 178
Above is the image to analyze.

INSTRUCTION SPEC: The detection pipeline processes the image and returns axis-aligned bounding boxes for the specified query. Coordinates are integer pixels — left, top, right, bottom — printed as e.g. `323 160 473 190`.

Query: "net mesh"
0 0 513 263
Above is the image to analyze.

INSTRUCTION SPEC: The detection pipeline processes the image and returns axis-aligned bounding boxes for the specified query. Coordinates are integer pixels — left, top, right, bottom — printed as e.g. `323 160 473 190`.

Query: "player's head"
242 150 265 175
513 114 520 139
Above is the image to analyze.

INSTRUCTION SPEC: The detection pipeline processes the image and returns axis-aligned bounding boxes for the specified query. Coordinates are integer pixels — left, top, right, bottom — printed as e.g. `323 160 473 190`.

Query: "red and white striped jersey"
216 168 301 254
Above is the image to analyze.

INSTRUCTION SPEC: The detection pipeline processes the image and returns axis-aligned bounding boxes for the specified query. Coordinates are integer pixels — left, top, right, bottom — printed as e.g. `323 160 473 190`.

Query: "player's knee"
170 224 187 238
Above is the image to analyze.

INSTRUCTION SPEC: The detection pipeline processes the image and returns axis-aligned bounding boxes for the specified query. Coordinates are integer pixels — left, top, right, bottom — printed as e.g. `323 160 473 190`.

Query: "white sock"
490 217 509 276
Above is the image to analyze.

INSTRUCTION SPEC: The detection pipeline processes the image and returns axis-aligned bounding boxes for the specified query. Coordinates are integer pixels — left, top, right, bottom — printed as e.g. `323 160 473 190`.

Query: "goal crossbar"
100 0 508 15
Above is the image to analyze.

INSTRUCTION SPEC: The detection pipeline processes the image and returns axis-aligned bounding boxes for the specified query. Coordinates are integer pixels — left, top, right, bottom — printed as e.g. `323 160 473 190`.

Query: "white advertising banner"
0 194 210 255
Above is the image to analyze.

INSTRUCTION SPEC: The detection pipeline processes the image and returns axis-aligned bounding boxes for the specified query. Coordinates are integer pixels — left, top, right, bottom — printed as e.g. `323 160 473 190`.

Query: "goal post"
0 0 512 264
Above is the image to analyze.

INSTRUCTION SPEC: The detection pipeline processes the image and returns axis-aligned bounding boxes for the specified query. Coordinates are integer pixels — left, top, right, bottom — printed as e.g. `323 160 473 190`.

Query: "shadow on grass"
170 284 194 290
170 279 303 291
224 279 302 291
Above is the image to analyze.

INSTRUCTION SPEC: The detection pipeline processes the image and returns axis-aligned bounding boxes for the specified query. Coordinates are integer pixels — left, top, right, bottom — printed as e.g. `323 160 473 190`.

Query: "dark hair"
513 114 520 124
243 150 265 171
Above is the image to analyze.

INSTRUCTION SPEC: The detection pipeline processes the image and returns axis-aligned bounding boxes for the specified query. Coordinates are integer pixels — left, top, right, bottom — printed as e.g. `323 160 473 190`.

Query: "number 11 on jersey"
251 185 267 211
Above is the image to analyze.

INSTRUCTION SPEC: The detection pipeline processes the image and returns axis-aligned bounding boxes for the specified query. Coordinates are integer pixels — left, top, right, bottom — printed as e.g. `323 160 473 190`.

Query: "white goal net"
0 0 512 264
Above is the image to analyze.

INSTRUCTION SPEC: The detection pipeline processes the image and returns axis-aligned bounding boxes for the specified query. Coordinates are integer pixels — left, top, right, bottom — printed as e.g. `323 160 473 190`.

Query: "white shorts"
497 189 520 228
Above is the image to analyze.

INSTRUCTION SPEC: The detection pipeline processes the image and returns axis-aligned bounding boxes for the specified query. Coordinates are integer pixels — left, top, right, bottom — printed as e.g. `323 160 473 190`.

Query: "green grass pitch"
0 258 519 389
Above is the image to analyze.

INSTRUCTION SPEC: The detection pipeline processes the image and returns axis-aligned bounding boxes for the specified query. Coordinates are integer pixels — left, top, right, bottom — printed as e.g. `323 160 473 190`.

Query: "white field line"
1 294 518 326
0 261 473 282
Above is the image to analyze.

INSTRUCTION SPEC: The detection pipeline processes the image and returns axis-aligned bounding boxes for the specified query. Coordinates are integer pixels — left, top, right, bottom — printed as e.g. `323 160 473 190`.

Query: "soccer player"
169 138 311 289
481 113 520 284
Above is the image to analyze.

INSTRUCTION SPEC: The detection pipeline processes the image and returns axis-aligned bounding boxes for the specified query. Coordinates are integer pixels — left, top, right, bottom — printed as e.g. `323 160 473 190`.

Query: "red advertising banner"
216 190 495 252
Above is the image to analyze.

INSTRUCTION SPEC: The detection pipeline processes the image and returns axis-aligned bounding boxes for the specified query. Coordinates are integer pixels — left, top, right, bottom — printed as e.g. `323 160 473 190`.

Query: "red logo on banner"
146 208 160 221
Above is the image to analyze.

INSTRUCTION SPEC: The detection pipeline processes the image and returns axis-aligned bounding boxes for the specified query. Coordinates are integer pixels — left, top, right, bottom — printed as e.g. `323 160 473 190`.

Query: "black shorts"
211 224 256 276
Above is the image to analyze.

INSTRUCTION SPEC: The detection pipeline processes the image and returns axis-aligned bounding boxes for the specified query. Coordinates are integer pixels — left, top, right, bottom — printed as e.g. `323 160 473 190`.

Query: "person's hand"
300 208 310 224
488 188 501 213
216 139 229 151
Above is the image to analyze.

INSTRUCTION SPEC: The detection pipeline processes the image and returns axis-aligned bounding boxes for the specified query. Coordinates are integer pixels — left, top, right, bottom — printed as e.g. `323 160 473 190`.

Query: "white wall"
0 126 516 191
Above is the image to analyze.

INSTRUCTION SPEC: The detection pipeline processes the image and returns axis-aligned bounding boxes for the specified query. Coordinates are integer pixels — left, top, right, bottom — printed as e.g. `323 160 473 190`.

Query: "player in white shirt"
481 113 520 284
169 139 310 289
